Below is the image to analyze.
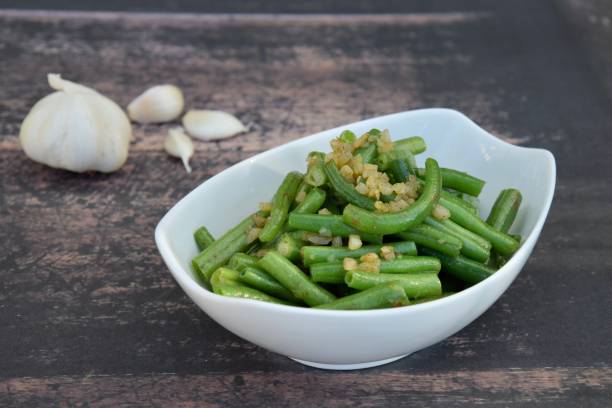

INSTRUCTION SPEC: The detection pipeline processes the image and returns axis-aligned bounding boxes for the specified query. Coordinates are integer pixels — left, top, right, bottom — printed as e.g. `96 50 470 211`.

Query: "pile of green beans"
191 129 523 310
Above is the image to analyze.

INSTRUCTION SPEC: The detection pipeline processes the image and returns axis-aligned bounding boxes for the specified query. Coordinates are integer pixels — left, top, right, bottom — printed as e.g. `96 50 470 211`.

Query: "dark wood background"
1 1 612 406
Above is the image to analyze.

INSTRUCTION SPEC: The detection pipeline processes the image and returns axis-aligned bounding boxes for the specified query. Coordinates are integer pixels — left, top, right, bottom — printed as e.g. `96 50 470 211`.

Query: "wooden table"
1 1 611 406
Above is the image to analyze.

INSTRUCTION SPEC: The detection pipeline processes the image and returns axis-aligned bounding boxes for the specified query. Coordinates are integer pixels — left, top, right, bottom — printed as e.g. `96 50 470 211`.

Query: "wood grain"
2 368 612 407
1 1 612 406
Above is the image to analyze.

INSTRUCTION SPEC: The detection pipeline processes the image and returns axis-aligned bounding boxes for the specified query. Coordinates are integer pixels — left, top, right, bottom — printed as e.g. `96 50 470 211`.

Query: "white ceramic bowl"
155 108 555 370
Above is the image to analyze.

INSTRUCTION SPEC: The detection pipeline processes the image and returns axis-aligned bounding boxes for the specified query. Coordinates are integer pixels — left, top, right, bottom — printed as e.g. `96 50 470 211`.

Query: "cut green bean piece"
210 267 241 291
395 136 427 155
302 241 418 266
311 257 441 284
213 281 292 305
192 215 256 283
387 158 415 183
354 143 378 164
487 188 523 233
419 247 495 285
291 180 312 210
288 213 383 243
292 188 327 214
228 253 259 272
418 167 485 197
275 233 304 262
259 171 303 242
396 224 462 257
339 130 356 144
194 226 215 251
434 218 492 250
440 190 479 215
378 148 416 172
305 157 327 186
238 266 300 302
314 283 409 310
343 157 441 235
424 217 490 263
345 271 442 299
324 161 376 211
258 251 336 306
439 195 519 257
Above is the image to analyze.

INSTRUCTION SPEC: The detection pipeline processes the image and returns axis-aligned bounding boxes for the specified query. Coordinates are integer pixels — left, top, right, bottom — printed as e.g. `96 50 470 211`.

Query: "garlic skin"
127 84 184 124
164 127 194 173
182 109 247 141
19 74 132 173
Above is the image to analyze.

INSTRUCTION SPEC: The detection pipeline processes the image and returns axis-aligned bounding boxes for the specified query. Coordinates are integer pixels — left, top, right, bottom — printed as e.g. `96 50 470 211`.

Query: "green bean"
387 158 415 183
210 267 292 305
354 143 378 164
378 148 416 172
342 157 441 235
238 266 300 302
345 271 441 299
424 217 491 262
194 226 215 251
258 251 336 306
419 247 495 285
440 190 479 215
292 188 327 214
433 217 491 250
291 180 312 210
228 252 259 272
314 282 409 310
487 188 522 233
417 167 485 197
275 233 304 262
213 280 292 305
356 143 378 163
210 267 241 290
310 257 441 284
287 213 383 244
192 215 256 283
439 195 519 257
302 241 418 266
259 171 303 242
339 130 356 144
305 152 327 187
324 161 376 211
395 136 427 155
396 224 462 257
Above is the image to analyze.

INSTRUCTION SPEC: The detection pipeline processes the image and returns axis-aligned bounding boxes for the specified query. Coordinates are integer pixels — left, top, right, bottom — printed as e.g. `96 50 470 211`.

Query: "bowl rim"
155 108 556 317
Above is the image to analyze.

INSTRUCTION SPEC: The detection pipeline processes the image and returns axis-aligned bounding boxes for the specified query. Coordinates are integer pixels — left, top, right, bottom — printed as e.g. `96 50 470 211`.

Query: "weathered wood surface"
1 1 612 406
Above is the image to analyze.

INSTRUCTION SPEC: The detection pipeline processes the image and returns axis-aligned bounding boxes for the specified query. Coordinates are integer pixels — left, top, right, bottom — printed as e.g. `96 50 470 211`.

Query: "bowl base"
290 354 409 370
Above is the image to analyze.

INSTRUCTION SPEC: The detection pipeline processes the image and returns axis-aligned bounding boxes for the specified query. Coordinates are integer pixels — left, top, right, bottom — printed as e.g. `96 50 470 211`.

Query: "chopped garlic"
343 257 358 271
432 204 451 220
348 234 363 250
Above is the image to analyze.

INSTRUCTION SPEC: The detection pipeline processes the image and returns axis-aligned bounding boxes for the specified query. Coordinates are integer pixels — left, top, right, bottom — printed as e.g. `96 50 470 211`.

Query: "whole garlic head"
127 84 184 124
19 74 132 173
182 109 247 141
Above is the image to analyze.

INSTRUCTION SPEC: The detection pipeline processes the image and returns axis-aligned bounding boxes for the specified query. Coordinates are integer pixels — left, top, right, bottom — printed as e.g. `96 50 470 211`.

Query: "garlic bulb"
127 84 184 124
19 74 132 173
182 109 247 141
164 127 194 173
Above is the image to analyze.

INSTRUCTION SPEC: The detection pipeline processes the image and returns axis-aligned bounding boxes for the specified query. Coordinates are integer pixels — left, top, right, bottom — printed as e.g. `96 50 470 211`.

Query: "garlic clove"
19 74 132 173
164 127 194 173
182 109 247 141
127 85 184 124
